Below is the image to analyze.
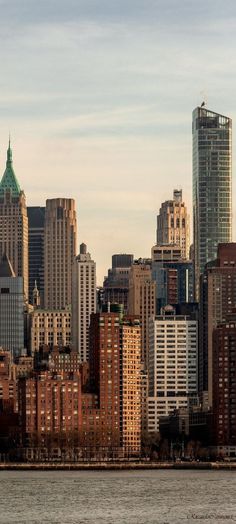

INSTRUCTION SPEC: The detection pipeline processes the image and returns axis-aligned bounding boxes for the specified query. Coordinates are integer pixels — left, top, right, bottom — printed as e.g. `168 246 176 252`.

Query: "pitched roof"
0 140 21 198
0 254 15 278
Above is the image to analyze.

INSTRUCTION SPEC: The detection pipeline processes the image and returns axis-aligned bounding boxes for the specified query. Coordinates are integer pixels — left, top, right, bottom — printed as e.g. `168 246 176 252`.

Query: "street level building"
18 371 82 445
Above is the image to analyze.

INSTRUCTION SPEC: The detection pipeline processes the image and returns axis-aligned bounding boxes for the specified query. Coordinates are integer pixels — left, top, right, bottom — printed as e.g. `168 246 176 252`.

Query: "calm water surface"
0 470 236 524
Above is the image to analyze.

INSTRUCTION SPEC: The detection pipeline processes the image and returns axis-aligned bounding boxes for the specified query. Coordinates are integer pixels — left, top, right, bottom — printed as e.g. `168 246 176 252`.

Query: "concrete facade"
72 244 96 361
148 307 198 433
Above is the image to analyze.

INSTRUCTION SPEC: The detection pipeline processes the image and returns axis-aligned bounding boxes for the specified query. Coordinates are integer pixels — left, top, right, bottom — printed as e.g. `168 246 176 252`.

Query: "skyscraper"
27 206 45 306
192 106 232 299
44 198 77 310
157 189 190 259
72 243 96 361
0 141 28 299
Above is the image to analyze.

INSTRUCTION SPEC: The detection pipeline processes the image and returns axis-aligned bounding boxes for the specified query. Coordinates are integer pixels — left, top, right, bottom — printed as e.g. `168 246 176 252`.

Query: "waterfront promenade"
1 461 236 471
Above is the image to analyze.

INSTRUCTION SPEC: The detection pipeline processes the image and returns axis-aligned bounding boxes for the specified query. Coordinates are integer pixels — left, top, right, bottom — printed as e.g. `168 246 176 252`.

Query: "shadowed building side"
28 206 45 306
0 254 25 358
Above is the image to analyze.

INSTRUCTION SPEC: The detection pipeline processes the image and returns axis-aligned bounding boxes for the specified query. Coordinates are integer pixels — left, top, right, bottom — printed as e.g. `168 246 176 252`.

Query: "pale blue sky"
0 0 236 283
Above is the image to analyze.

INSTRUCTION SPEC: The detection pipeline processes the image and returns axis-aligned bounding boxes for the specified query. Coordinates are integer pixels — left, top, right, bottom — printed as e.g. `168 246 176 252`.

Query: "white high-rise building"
72 243 96 361
147 306 197 433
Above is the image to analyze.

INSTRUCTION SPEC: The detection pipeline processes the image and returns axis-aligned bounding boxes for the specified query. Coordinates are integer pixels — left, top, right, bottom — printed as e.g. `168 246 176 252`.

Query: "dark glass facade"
27 206 45 306
152 260 194 313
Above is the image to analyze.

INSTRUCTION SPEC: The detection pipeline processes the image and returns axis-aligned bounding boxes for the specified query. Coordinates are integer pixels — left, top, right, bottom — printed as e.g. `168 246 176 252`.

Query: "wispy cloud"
0 0 236 281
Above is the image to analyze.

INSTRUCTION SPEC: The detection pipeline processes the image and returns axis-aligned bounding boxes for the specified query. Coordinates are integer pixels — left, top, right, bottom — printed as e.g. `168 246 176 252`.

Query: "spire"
33 279 40 308
7 135 13 166
0 139 21 197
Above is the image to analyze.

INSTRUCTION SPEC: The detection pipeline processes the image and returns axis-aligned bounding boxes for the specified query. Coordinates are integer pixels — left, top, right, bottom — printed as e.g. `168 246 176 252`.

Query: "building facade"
72 243 96 361
157 189 190 259
27 206 45 306
120 317 142 455
212 318 236 450
192 106 232 299
147 306 198 433
0 142 28 299
44 198 77 309
30 309 71 353
18 371 82 445
128 261 156 366
199 243 236 407
90 309 142 456
0 254 25 359
151 244 193 313
112 254 134 269
103 254 134 314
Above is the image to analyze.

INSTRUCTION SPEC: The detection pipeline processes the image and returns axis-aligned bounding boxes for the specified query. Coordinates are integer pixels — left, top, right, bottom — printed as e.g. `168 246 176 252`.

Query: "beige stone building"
44 198 77 309
0 142 28 299
30 309 71 353
128 261 156 366
156 189 190 259
72 243 96 362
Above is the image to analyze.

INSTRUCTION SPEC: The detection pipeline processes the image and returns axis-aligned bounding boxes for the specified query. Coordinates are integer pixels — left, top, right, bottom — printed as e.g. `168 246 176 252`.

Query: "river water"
0 470 236 523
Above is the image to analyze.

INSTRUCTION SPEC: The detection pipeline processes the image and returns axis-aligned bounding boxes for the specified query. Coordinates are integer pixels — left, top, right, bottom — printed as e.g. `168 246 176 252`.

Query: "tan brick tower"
44 198 77 309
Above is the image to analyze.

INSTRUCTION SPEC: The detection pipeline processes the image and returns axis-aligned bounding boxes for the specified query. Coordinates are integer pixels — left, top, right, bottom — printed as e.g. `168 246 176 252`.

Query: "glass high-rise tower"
192 106 232 299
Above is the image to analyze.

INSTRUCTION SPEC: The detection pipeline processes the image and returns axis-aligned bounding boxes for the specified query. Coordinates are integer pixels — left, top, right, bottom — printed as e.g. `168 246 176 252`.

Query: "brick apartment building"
213 317 236 453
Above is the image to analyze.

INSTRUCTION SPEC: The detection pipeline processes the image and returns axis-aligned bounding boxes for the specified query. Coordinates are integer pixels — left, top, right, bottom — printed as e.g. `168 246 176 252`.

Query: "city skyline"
1 1 236 283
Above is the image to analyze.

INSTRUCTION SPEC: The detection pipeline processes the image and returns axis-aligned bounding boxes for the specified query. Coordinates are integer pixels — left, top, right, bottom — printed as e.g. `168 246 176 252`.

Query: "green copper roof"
0 139 21 197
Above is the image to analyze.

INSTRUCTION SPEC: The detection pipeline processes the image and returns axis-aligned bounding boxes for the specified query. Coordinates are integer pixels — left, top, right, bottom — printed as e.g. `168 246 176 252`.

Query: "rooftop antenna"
200 90 208 108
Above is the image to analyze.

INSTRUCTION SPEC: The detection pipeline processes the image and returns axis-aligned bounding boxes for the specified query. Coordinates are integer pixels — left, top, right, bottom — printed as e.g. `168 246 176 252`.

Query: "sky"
0 0 236 284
